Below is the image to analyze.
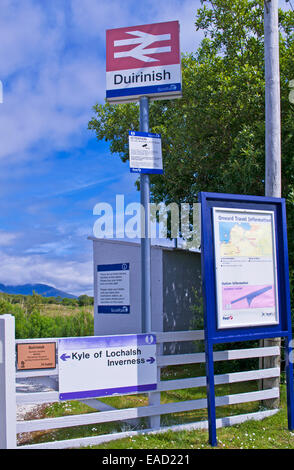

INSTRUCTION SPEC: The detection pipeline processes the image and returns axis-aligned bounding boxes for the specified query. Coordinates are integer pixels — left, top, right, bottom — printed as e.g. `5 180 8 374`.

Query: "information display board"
213 207 279 329
128 131 163 174
16 342 56 370
199 192 294 447
97 263 130 314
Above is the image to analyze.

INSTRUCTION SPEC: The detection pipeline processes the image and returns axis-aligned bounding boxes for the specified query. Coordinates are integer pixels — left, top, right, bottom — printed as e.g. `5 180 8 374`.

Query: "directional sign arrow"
60 353 70 362
146 357 155 364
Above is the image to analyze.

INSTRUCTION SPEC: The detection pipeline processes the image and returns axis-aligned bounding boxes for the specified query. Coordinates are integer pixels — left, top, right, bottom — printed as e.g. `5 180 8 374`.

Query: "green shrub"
0 297 94 339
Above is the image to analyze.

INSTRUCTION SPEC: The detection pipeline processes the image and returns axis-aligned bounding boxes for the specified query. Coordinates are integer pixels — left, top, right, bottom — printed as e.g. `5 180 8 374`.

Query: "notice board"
213 207 279 329
199 191 293 446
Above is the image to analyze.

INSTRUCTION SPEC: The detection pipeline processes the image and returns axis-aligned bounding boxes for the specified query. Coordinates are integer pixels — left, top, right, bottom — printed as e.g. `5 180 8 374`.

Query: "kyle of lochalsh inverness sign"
106 20 181 103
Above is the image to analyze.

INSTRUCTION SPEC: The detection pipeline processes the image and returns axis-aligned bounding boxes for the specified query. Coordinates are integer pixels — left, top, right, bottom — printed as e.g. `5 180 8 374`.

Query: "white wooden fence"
0 314 280 449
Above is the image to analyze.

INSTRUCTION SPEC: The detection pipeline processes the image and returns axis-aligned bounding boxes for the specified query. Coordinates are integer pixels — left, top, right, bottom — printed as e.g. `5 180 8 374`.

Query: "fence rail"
0 315 281 449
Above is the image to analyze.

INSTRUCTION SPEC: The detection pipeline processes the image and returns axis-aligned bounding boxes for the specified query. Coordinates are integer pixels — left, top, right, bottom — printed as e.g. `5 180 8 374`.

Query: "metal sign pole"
264 0 281 200
140 96 152 333
264 0 287 412
281 201 294 431
200 194 217 447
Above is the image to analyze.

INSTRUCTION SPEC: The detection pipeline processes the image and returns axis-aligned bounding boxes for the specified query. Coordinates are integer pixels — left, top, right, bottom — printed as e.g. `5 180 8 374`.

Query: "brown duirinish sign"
16 342 56 370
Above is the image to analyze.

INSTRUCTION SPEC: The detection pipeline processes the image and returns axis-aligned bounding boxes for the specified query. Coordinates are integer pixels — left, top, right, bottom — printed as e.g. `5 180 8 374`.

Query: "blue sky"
0 1 290 296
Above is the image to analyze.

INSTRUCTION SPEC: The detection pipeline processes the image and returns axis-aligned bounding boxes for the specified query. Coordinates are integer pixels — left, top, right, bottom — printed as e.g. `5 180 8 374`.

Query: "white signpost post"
105 20 182 337
104 20 181 430
58 333 157 401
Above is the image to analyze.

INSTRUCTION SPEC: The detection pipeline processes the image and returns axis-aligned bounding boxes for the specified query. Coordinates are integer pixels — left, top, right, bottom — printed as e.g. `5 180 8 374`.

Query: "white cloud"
0 251 93 296
70 0 132 38
0 0 204 295
0 230 19 246
0 1 63 77
0 1 104 161
0 59 103 160
0 0 204 163
25 241 73 256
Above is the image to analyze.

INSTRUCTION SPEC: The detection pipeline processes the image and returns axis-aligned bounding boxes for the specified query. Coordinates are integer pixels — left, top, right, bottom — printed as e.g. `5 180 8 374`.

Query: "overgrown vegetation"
17 372 293 449
90 385 294 449
3 292 287 449
1 291 94 308
0 292 94 338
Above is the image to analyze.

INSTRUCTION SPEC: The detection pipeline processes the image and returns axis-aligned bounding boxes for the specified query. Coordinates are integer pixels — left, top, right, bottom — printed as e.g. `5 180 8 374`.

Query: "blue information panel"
128 131 163 174
97 263 130 314
199 192 294 446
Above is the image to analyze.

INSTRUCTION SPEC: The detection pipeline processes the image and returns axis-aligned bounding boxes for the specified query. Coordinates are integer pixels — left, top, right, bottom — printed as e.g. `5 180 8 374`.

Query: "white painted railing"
0 314 280 449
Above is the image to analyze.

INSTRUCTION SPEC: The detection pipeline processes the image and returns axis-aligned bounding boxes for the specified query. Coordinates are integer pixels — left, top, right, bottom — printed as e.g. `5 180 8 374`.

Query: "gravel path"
16 377 55 420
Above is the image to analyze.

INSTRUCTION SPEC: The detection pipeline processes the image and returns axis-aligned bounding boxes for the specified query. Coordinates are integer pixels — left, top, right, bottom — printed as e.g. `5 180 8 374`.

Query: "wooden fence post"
0 314 16 449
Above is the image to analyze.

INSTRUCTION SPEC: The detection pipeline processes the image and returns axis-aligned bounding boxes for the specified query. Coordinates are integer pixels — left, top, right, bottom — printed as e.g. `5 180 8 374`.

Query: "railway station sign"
106 20 181 103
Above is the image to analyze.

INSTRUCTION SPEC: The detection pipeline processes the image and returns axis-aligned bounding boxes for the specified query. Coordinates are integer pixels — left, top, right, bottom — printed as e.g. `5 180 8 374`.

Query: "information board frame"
199 191 294 446
212 206 279 330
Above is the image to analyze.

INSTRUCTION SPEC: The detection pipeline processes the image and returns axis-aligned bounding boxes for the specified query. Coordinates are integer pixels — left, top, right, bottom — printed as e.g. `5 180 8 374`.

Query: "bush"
78 295 94 307
0 296 94 339
61 297 79 307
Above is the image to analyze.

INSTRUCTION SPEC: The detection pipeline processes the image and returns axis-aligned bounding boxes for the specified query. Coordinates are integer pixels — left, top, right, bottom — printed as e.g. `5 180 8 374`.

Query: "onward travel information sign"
106 20 181 103
58 333 157 400
213 208 279 329
200 192 294 447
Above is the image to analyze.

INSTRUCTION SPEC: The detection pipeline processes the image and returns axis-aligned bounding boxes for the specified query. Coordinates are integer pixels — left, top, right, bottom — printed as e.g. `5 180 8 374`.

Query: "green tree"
88 0 294 294
25 291 43 316
78 295 94 307
62 297 79 307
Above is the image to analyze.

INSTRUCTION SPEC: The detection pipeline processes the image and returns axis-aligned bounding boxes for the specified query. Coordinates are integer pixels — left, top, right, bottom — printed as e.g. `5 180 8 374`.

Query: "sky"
0 0 291 296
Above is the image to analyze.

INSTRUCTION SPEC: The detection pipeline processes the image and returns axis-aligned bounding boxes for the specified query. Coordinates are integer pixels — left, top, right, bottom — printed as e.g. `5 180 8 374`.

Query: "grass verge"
17 370 294 450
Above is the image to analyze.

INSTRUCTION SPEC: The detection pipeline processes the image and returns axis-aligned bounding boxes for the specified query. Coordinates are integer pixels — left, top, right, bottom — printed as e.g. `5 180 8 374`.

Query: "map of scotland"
219 221 273 257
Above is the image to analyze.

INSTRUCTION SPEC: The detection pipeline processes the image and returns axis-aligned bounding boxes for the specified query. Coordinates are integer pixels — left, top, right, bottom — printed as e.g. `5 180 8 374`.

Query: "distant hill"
0 283 77 299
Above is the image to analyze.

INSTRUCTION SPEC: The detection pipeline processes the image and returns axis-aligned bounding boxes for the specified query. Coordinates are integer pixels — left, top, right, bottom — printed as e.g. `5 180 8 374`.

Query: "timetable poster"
213 208 279 329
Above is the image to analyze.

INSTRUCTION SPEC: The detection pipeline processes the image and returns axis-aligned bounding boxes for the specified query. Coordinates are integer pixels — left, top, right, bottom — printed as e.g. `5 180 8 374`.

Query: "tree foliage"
88 0 294 284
